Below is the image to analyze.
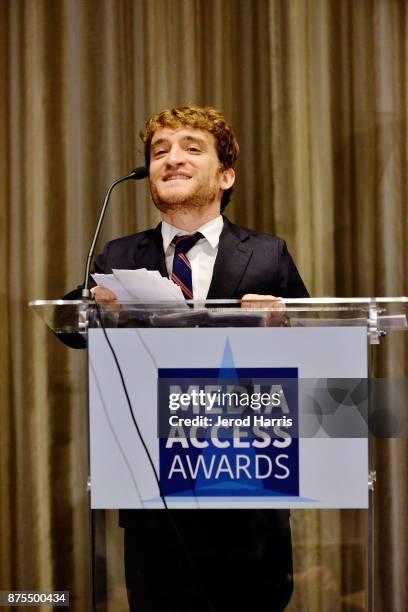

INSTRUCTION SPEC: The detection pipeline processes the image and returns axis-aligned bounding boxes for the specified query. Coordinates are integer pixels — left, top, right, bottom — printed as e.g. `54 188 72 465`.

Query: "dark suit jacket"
95 216 308 298
66 216 307 298
62 217 308 349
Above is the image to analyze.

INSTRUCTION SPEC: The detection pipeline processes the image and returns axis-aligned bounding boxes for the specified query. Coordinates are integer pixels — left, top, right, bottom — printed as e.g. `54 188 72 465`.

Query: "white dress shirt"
161 215 224 300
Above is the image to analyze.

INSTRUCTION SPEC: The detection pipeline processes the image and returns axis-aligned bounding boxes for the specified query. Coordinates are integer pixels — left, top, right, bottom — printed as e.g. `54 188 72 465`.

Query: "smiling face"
149 127 235 214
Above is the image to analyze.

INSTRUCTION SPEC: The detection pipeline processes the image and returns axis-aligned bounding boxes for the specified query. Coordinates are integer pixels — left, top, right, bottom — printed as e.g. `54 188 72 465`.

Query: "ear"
220 167 235 190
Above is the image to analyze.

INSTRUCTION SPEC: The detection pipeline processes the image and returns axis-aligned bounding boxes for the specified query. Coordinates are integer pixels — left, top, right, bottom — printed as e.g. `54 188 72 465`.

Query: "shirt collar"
161 215 224 253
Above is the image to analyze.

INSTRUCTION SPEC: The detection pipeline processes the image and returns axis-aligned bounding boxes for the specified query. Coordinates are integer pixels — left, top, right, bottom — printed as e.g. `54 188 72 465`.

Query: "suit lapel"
133 223 168 277
207 219 253 299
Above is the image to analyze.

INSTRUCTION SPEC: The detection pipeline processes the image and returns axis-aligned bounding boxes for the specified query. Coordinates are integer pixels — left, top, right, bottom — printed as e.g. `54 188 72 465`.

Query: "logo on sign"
158 340 299 499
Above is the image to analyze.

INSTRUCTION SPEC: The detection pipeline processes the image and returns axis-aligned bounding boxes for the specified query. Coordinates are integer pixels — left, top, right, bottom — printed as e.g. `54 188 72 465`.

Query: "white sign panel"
88 327 368 509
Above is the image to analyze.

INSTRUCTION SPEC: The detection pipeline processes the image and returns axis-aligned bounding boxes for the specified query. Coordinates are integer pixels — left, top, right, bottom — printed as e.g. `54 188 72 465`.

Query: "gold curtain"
0 0 407 610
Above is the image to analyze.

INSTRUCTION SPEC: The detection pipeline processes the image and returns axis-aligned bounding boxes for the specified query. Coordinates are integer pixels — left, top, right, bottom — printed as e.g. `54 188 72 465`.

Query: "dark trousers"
122 509 293 612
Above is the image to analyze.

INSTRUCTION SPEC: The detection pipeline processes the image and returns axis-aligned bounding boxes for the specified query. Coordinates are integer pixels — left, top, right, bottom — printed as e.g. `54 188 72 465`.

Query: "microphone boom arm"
81 167 148 299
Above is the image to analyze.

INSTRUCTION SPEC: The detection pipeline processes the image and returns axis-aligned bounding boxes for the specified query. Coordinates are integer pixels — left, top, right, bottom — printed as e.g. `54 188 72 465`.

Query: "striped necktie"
171 232 203 299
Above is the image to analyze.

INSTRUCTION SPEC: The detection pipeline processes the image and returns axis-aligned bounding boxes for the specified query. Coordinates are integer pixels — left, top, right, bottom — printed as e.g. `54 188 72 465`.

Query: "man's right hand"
91 286 118 301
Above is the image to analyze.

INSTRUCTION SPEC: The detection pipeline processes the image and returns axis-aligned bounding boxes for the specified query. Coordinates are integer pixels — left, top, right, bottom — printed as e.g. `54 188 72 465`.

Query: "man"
89 105 307 304
68 105 308 611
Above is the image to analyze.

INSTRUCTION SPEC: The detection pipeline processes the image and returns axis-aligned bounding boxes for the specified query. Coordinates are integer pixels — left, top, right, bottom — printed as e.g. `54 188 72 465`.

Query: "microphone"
129 166 149 180
81 167 149 299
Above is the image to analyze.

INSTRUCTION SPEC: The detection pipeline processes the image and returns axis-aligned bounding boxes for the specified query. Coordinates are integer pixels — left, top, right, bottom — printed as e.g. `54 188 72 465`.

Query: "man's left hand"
241 294 286 326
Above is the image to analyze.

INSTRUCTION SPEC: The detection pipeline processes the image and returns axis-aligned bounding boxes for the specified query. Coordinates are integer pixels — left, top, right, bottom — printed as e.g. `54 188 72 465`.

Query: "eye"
187 145 201 153
152 149 167 158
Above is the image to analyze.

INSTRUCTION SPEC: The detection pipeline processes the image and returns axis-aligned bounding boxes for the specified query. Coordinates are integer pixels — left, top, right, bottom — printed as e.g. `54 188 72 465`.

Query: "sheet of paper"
111 268 185 301
91 273 134 300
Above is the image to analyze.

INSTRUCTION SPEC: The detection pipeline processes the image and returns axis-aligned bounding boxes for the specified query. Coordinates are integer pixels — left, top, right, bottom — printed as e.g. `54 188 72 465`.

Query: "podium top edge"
29 297 408 307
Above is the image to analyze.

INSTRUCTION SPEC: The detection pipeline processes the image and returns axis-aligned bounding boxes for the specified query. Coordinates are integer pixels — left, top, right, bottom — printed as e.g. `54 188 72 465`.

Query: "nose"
165 144 185 167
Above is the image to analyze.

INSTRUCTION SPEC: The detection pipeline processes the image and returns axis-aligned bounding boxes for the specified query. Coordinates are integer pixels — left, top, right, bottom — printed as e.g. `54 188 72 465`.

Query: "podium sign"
88 326 368 509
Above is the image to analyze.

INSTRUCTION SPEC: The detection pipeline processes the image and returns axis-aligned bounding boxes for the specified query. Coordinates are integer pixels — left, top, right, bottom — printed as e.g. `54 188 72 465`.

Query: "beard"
150 180 220 213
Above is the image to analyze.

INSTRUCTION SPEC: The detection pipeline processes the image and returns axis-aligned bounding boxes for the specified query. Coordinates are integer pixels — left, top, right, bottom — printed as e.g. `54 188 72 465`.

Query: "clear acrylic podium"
29 297 408 611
